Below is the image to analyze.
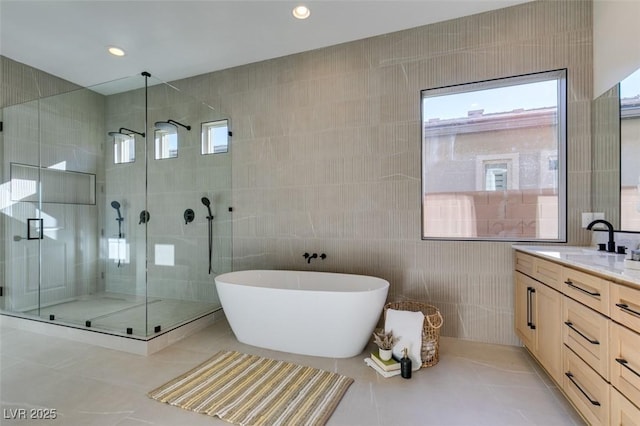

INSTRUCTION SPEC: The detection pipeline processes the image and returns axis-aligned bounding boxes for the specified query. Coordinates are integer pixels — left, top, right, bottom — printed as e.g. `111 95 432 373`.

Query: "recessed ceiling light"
108 46 126 57
292 5 310 19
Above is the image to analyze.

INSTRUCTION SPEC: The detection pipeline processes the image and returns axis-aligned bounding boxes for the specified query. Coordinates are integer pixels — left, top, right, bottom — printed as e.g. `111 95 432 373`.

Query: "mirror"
620 69 640 230
592 67 640 232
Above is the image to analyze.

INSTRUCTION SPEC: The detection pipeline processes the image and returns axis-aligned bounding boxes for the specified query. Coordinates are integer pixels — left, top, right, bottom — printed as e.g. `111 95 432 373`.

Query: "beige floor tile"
0 318 585 426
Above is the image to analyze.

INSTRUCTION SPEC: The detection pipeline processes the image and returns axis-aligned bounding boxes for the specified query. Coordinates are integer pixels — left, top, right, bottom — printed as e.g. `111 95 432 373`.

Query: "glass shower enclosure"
0 72 232 338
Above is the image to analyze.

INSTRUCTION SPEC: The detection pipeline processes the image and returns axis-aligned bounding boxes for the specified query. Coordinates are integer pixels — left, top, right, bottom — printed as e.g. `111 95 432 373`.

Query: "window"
202 119 229 154
113 133 135 164
155 129 178 160
421 69 567 241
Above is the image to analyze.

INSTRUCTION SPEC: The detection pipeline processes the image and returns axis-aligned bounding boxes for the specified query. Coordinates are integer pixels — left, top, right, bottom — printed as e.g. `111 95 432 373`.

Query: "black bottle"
401 347 412 379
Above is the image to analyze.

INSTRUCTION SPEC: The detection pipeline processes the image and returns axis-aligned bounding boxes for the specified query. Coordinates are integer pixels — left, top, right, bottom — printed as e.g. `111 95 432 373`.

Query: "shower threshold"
1 294 223 355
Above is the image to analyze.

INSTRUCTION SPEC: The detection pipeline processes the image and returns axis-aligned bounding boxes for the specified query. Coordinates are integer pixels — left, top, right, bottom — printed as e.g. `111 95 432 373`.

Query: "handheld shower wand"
111 201 124 267
111 201 123 237
201 197 213 221
201 197 214 274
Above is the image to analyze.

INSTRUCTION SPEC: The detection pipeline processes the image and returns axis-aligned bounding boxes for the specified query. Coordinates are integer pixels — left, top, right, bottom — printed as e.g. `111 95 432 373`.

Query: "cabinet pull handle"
564 321 599 345
527 287 536 329
565 372 601 406
527 287 532 328
615 358 640 378
615 303 640 318
564 280 600 297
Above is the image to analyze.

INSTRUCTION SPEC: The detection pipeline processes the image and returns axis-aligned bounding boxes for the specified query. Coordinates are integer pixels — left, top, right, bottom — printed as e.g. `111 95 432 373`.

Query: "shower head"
108 127 145 138
155 119 191 132
111 200 122 220
201 197 213 219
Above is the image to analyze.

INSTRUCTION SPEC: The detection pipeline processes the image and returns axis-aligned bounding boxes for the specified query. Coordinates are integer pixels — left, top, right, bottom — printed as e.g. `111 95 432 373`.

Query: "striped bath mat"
148 350 354 426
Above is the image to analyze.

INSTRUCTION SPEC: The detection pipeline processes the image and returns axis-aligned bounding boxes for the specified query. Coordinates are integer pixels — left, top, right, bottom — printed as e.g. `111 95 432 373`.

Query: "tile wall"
1 0 597 345
171 0 594 345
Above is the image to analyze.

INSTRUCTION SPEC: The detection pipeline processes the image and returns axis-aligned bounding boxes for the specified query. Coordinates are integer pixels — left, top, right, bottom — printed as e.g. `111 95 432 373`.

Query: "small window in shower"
202 119 229 154
113 133 135 164
155 128 178 160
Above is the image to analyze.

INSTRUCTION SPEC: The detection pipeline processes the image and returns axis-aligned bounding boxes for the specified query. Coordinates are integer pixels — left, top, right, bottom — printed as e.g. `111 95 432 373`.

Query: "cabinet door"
562 267 610 316
610 321 640 406
611 283 640 333
515 271 535 349
562 296 609 380
611 387 640 426
564 347 610 426
533 257 562 291
534 281 563 384
515 252 535 276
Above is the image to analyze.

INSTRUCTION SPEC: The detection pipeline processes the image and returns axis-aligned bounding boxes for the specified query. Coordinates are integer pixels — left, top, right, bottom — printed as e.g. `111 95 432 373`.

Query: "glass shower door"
144 78 228 335
2 98 42 316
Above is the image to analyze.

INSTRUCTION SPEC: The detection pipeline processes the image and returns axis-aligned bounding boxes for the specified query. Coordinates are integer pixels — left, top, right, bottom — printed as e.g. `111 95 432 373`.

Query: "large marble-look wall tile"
166 0 593 346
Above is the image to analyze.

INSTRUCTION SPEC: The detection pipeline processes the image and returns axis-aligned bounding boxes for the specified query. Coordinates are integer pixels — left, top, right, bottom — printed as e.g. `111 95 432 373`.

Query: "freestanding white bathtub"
214 270 389 358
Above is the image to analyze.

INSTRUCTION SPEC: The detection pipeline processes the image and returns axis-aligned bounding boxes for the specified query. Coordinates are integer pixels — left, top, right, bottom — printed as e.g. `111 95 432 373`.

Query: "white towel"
385 309 424 371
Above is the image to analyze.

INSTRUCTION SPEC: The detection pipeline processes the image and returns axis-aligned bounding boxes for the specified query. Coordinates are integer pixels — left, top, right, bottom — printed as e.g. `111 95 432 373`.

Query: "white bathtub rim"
215 269 390 293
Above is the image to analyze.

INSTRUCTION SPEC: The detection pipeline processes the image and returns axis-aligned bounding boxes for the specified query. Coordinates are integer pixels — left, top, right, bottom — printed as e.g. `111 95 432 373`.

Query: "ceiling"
0 0 533 89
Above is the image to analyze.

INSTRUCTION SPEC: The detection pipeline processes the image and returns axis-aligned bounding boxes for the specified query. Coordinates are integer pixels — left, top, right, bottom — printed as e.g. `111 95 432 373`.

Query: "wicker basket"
383 300 443 368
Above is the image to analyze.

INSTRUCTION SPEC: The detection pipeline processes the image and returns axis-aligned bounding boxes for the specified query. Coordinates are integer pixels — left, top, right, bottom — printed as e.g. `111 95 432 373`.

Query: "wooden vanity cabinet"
514 249 640 425
609 282 640 422
514 253 562 384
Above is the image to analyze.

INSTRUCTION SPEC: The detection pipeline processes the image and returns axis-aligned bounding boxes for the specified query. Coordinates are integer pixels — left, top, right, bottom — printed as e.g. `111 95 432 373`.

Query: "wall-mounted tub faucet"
587 219 616 253
303 252 327 264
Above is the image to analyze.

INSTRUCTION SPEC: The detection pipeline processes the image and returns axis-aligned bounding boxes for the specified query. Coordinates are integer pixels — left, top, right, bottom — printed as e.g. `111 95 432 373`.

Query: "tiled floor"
0 317 584 426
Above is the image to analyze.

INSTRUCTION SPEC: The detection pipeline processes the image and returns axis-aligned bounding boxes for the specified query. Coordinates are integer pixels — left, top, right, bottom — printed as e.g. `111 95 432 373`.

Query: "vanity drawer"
562 267 610 316
515 252 535 276
611 387 640 426
533 257 562 291
563 347 610 426
562 296 609 380
610 321 640 405
611 283 640 334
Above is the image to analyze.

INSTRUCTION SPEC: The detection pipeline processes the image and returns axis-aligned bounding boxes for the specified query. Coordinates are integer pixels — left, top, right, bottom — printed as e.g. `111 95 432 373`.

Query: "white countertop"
513 245 640 288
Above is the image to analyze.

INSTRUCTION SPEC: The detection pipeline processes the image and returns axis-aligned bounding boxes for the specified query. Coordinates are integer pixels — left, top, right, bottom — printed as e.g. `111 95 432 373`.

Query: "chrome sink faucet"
586 219 616 253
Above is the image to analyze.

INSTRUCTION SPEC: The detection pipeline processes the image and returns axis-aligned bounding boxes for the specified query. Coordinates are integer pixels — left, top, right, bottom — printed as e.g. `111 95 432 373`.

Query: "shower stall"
0 71 232 341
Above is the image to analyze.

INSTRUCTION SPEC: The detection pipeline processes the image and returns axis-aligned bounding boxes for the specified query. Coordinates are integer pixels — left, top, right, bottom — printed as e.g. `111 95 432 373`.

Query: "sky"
423 80 558 121
423 68 640 122
621 68 640 99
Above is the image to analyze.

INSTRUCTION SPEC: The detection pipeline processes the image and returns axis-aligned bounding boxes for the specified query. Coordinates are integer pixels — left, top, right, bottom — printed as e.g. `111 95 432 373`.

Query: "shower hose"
207 217 213 274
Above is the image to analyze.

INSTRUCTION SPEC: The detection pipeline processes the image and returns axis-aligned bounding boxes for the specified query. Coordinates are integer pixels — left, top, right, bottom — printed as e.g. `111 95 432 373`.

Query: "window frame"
420 69 568 242
201 119 230 155
154 128 178 160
